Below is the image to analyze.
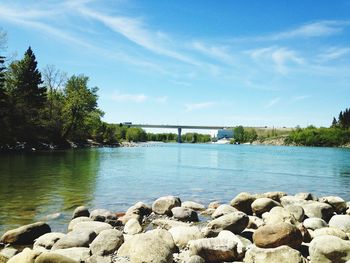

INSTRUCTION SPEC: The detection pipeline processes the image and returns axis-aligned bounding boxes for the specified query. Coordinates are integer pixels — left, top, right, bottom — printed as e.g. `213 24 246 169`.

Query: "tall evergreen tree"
331 117 338 128
0 55 9 144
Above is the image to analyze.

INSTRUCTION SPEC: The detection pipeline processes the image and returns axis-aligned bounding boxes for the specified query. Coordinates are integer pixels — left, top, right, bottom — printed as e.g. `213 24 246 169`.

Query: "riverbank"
1 191 350 262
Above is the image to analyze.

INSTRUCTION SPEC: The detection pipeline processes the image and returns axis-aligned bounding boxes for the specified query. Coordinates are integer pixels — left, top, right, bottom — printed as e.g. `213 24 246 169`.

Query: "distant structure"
217 128 234 140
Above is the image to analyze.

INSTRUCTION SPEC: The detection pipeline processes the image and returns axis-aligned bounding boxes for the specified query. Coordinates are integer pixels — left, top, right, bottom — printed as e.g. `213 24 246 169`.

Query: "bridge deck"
129 124 228 130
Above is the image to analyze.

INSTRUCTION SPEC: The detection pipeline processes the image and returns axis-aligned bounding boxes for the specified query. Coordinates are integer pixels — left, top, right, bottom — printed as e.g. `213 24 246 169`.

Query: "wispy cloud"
291 95 310 102
112 92 148 103
265 97 280 108
192 41 234 64
318 46 350 61
185 102 215 112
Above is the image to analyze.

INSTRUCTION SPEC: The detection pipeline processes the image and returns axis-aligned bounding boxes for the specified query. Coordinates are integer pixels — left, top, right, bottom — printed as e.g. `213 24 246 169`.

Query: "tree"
331 117 338 128
233 126 245 143
62 75 103 140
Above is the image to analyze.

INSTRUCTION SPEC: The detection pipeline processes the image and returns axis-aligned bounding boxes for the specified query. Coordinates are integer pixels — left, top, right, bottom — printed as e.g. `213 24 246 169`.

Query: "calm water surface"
1 143 350 233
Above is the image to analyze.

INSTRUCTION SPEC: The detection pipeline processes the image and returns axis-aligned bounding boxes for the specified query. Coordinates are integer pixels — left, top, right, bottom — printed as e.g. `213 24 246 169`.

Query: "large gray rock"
247 216 264 229
258 191 287 202
253 222 302 249
51 229 96 250
152 219 190 230
295 192 318 201
262 206 298 225
86 254 112 263
152 196 181 215
303 217 328 230
230 192 256 215
312 227 348 240
181 201 205 211
280 196 308 207
302 202 334 221
169 226 203 249
0 222 51 245
90 229 124 256
188 237 240 263
123 218 142 235
117 229 176 263
35 252 78 263
203 212 249 237
71 221 112 234
68 217 92 232
309 235 350 263
50 247 90 262
90 209 116 221
244 245 307 263
33 232 66 250
285 205 305 222
0 247 18 259
125 202 152 218
217 230 248 260
72 206 90 219
7 248 40 263
319 196 347 214
329 215 350 233
171 207 198 222
251 198 280 217
211 204 237 219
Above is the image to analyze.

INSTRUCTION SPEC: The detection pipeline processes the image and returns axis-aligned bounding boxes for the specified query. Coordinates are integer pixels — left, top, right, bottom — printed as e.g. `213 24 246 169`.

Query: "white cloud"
192 41 234 64
265 97 280 108
291 95 310 102
112 92 148 103
185 102 215 112
318 47 350 61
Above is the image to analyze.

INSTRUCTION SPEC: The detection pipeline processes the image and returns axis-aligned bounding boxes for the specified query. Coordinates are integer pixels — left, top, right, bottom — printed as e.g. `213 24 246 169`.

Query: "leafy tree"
233 126 245 143
126 127 147 142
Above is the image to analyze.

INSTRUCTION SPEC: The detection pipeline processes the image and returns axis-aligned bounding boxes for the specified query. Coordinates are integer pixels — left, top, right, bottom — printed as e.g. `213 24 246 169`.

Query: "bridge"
122 123 229 143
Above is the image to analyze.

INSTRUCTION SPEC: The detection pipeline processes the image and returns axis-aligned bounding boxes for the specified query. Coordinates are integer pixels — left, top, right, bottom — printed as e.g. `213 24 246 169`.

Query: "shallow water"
0 143 350 233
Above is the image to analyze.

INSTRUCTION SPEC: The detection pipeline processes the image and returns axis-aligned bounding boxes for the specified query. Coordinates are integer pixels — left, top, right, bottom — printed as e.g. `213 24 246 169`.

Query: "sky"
1 0 350 129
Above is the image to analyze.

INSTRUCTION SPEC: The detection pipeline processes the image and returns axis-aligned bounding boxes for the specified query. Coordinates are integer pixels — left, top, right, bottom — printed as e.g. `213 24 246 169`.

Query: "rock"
90 229 123 256
125 202 152 218
309 235 350 263
72 206 90 219
329 215 350 233
71 221 112 235
0 247 18 259
258 191 287 202
312 227 348 240
217 230 247 260
50 247 90 262
247 216 264 229
188 237 240 263
51 229 96 250
211 204 237 219
7 248 40 263
208 201 220 209
152 196 181 215
303 217 328 230
253 222 302 249
0 222 51 245
68 217 92 231
171 207 198 222
117 229 176 263
262 206 298 225
187 255 205 263
90 209 116 221
203 212 249 237
285 205 305 222
319 196 347 214
200 208 216 216
35 252 78 263
0 255 8 263
117 213 141 226
152 219 190 230
280 196 308 207
230 192 256 215
295 192 318 201
302 202 334 221
251 198 280 217
181 201 205 211
86 254 112 263
244 245 307 263
33 232 66 250
124 218 142 235
168 226 203 249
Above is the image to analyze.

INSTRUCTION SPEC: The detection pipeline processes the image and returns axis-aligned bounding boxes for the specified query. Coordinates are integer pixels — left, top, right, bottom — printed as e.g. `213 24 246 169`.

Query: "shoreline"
1 191 350 262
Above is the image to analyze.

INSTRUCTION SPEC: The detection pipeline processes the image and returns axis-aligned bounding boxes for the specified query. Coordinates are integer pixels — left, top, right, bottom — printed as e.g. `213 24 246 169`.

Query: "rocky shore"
1 192 350 263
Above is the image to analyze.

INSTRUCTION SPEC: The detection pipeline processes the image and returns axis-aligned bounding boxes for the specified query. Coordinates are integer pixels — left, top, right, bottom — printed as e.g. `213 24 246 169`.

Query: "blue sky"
1 0 350 128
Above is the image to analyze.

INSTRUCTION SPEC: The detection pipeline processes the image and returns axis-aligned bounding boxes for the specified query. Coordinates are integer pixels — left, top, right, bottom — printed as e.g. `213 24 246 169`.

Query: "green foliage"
181 133 211 143
233 126 258 143
125 127 147 142
147 133 177 142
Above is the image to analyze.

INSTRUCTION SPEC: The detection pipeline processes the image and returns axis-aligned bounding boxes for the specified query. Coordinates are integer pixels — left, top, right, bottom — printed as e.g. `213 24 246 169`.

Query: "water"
1 143 350 233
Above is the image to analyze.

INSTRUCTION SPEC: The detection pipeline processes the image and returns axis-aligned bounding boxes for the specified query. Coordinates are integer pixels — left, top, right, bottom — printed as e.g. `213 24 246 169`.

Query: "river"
1 143 350 233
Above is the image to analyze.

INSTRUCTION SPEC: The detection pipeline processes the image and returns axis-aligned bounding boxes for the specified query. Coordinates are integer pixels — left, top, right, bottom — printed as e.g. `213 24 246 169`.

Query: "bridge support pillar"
177 128 182 143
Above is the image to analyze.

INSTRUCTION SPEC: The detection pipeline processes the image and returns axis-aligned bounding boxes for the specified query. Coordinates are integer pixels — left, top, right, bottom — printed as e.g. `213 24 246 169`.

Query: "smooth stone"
211 204 237 219
0 222 51 245
168 226 203 249
90 229 124 256
295 192 318 201
181 201 205 211
309 235 350 263
312 227 349 240
280 196 308 207
117 213 141 225
230 192 256 215
86 254 112 263
200 208 216 216
125 202 152 218
35 252 78 263
0 247 18 259
117 229 176 263
247 216 264 229
124 218 142 235
262 206 298 225
0 255 8 263
319 196 347 214
51 229 96 250
244 245 308 263
7 248 40 263
251 198 280 217
258 191 287 202
203 211 249 237
171 207 198 222
187 255 205 263
90 209 116 221
285 205 305 222
303 217 328 230
68 217 92 232
217 230 247 260
253 222 302 249
72 206 90 219
51 248 90 262
188 237 240 263
33 232 66 250
302 202 334 222
329 215 350 233
71 221 112 234
208 201 221 209
152 196 181 216
152 218 190 230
